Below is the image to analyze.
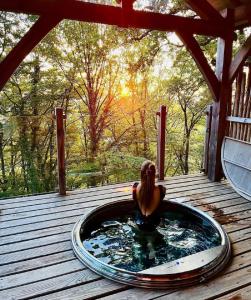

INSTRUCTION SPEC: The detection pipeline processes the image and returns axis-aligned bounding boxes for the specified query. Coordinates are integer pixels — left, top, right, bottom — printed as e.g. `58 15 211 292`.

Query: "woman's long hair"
139 160 156 214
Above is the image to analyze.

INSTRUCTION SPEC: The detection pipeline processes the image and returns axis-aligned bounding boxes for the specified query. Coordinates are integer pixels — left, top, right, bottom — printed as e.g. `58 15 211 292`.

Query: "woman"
132 160 166 232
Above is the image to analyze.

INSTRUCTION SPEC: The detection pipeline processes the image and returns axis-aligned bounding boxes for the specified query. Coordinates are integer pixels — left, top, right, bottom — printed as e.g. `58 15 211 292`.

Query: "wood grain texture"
1 174 251 300
0 0 225 37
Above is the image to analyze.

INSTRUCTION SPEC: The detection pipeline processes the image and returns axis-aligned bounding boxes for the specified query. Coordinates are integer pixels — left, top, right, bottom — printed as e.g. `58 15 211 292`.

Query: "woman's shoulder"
132 182 139 189
157 184 166 199
132 182 139 201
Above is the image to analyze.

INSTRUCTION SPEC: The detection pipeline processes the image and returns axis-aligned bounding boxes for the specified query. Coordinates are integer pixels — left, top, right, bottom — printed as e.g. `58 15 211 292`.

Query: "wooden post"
208 9 234 181
203 104 213 175
55 107 66 195
157 105 167 181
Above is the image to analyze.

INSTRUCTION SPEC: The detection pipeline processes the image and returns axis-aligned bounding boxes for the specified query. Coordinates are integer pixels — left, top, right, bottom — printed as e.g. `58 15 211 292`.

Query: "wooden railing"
203 63 251 175
227 64 251 142
156 105 167 181
55 105 167 195
203 104 213 175
55 107 66 196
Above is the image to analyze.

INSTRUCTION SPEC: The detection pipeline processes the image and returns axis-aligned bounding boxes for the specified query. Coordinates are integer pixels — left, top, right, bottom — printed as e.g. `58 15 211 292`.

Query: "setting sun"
120 86 130 97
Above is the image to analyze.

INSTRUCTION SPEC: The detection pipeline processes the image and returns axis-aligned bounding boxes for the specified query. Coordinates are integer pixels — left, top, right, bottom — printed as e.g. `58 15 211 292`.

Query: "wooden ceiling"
1 1 251 31
206 0 251 28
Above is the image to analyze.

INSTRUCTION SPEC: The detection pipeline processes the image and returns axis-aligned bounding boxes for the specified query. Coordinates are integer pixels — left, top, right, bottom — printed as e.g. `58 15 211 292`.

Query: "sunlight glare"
120 86 130 97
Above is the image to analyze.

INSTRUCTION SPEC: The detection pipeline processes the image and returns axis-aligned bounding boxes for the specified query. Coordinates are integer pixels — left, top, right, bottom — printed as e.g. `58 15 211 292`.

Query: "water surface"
82 210 221 272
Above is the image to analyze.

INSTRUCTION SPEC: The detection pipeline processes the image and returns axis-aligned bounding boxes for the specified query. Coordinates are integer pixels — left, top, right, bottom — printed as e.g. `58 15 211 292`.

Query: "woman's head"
139 161 156 215
141 160 156 182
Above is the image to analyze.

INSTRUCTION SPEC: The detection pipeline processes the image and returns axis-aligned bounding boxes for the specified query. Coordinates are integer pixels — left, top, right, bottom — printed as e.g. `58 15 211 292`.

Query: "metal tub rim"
71 199 231 288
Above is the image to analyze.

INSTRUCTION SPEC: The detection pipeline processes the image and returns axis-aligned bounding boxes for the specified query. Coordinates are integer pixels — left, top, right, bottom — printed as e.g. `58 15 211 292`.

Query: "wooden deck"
1 173 251 300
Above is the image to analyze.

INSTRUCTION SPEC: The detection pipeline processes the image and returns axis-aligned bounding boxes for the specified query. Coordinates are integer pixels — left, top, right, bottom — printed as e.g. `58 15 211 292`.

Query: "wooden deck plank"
0 186 249 265
0 183 232 221
0 188 240 246
0 180 231 226
100 253 250 300
155 266 251 300
0 177 224 213
0 174 250 300
0 190 247 239
0 259 86 290
0 250 75 277
0 174 206 207
3 239 250 300
1 183 231 236
0 223 73 246
217 285 251 300
100 242 251 300
2 212 251 278
1 226 251 291
1 215 250 278
0 193 248 255
0 173 204 204
0 186 241 229
0 198 245 256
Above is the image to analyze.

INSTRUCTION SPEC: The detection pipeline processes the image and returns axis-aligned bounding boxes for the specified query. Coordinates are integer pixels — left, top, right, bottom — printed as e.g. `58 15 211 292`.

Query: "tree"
47 21 122 162
165 48 211 175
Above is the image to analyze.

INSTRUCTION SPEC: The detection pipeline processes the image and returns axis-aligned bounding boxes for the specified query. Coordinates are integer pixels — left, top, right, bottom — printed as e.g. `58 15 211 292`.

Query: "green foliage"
0 10 229 198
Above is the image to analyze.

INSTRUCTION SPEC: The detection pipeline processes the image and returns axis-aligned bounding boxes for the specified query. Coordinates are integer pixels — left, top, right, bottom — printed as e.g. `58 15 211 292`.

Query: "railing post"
157 105 167 181
203 104 213 175
55 107 66 195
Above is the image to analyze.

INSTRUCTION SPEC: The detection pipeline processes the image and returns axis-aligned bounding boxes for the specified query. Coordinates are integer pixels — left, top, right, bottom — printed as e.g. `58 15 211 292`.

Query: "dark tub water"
81 211 221 272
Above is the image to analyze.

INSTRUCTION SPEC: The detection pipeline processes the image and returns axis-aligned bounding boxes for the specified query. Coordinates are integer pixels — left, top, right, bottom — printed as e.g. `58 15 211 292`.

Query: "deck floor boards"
0 174 251 300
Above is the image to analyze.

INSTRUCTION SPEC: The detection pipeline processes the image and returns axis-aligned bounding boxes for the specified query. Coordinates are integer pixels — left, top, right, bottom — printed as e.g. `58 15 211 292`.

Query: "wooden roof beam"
177 31 220 100
0 0 225 37
0 16 61 91
185 0 225 24
122 0 134 11
230 34 251 83
234 3 251 28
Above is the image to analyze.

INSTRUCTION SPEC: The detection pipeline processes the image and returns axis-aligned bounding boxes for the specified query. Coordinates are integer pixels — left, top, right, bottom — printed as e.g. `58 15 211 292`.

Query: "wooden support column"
157 105 167 181
203 105 213 175
208 10 234 181
55 108 66 195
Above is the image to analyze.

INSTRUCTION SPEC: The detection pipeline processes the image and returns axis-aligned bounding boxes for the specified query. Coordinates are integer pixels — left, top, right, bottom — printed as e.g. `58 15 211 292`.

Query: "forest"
0 2 247 198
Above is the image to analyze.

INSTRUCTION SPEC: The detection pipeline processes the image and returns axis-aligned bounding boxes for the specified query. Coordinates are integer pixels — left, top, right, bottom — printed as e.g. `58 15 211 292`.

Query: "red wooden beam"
177 31 220 100
0 0 225 37
230 34 251 83
185 0 225 24
122 0 134 11
0 15 61 91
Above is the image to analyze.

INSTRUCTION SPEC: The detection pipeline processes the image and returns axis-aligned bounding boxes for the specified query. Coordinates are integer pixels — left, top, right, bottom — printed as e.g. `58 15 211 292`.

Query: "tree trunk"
184 132 190 175
89 97 98 162
10 138 16 189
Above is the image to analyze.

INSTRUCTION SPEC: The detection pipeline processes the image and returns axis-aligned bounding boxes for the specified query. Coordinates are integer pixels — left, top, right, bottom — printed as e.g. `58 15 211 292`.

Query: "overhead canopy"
207 0 251 28
0 0 250 35
0 0 250 96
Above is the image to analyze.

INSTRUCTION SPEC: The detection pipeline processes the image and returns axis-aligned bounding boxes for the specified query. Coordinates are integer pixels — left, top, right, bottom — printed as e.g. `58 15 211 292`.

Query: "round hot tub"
71 200 231 288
